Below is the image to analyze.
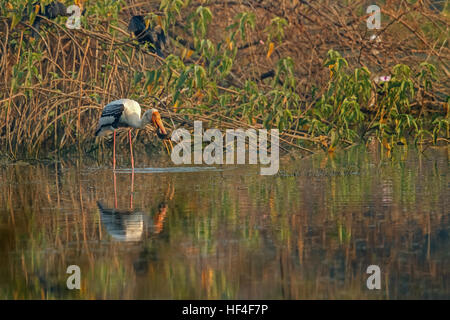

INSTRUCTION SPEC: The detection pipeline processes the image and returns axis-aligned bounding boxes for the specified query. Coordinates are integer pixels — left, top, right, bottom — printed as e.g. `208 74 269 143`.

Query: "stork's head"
150 109 169 139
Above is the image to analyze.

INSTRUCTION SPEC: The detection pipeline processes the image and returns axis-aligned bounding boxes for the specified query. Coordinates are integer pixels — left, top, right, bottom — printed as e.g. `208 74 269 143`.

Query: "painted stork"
97 199 170 241
95 99 172 170
97 173 173 241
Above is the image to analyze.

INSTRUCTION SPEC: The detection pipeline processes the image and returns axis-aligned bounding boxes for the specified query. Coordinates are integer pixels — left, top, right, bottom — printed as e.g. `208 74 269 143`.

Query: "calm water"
0 145 448 299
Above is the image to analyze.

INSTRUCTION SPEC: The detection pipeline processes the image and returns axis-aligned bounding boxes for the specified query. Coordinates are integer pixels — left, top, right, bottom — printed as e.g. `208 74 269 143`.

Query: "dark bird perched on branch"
28 1 85 38
128 15 167 58
39 1 68 19
27 1 67 37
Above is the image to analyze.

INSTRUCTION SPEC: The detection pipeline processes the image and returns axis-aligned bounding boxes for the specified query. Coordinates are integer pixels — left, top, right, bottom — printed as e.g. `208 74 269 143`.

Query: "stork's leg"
130 170 135 210
113 130 116 170
129 130 134 170
113 171 118 209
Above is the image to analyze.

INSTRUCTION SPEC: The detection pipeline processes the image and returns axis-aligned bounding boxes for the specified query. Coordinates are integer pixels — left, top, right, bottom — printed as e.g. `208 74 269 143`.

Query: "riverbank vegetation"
1 0 449 160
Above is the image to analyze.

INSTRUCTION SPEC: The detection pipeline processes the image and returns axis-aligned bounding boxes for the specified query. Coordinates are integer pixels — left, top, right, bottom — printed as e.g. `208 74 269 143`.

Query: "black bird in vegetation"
29 1 85 38
29 1 68 36
37 1 68 19
128 15 167 58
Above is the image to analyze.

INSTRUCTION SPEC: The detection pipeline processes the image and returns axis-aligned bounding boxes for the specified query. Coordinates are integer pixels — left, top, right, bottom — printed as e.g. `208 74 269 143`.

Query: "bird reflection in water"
97 171 174 242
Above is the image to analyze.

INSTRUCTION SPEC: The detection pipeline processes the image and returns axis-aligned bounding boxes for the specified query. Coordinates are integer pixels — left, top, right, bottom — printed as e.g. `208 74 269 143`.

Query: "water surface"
0 145 448 299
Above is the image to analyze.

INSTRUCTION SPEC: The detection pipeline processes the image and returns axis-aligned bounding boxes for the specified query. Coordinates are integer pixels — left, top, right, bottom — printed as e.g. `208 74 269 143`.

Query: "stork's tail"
95 125 113 137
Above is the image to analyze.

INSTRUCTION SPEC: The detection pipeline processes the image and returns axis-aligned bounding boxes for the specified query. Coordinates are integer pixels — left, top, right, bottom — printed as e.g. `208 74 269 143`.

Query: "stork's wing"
95 103 124 136
97 201 134 215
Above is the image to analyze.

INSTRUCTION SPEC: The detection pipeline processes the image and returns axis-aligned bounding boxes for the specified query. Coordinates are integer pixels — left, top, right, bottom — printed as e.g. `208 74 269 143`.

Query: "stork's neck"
136 110 153 129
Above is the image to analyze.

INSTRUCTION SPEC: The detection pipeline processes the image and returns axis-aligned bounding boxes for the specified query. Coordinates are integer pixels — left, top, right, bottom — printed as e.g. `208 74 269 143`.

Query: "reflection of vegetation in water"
0 146 448 299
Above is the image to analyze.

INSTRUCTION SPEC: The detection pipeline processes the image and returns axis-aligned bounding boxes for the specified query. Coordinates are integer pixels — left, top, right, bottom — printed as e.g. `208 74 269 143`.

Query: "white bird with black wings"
96 99 172 169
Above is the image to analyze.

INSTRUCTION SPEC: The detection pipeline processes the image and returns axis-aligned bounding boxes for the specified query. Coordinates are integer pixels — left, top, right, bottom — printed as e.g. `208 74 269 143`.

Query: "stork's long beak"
152 111 167 136
152 111 173 155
